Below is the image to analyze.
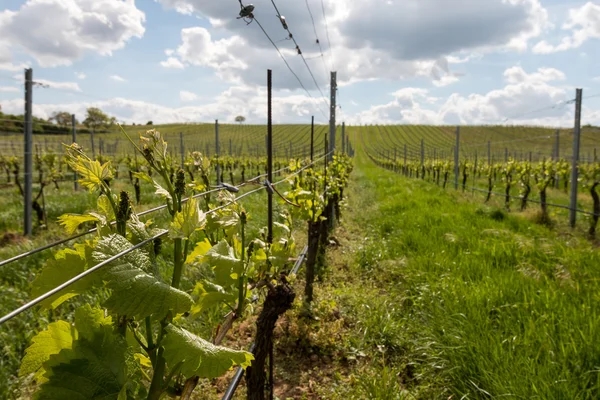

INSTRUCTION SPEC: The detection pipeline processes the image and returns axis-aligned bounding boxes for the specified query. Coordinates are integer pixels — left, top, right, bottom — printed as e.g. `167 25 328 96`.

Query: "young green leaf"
93 234 193 320
57 214 100 235
185 238 212 264
203 240 243 287
169 197 207 239
19 321 75 382
34 312 132 400
162 325 253 379
30 247 98 310
190 281 237 315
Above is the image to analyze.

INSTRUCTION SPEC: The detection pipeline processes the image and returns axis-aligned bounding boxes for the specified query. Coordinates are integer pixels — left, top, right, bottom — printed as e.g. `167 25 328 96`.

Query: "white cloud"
180 90 198 102
346 66 582 127
432 75 460 87
76 72 86 80
110 75 127 83
503 66 565 84
533 2 600 54
0 86 18 93
0 0 145 67
157 0 550 90
594 77 600 82
160 57 185 69
0 85 328 125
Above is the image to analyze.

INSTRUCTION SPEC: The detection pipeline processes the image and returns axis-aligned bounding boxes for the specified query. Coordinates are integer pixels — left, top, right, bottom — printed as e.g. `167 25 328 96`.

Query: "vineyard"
2 119 600 399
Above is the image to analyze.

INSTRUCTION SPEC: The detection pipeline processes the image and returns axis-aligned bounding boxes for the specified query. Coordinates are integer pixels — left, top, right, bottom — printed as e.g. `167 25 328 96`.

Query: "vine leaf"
65 148 113 193
34 306 132 400
30 246 98 310
74 304 113 340
18 320 75 382
185 239 212 264
190 281 237 315
153 181 172 202
93 234 193 320
203 240 243 287
169 197 207 239
162 325 253 379
57 214 100 235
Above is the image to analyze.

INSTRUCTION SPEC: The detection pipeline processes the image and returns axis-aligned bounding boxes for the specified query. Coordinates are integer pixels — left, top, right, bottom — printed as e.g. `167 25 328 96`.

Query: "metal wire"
0 154 333 324
0 167 292 269
268 0 330 111
252 16 328 121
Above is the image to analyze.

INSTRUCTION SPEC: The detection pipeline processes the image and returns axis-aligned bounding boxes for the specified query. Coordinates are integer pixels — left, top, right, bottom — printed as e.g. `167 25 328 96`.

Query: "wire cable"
320 0 334 71
252 16 328 121
0 152 332 324
305 0 329 81
268 0 330 112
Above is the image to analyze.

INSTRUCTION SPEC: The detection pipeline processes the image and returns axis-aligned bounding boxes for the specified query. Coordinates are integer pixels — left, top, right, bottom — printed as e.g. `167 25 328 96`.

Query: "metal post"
569 88 583 228
404 144 407 170
310 116 314 161
504 148 508 162
229 138 232 156
72 114 78 191
454 126 460 190
24 68 33 236
341 122 345 154
179 132 184 168
329 71 337 160
90 128 96 158
215 120 220 185
554 129 560 161
420 138 424 167
267 70 273 244
487 141 491 165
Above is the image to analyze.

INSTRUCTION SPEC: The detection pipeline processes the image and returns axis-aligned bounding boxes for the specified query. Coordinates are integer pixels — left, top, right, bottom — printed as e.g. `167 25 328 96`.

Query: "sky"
0 0 598 127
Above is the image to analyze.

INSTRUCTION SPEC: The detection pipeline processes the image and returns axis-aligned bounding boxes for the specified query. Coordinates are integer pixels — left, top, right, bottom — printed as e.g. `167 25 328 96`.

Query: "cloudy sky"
0 0 598 126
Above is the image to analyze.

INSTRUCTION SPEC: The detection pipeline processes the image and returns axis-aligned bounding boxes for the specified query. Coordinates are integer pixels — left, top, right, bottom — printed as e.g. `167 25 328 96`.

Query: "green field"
1 123 600 399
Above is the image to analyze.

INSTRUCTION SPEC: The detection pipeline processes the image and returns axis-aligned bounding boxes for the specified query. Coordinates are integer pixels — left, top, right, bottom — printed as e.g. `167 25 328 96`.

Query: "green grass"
289 146 600 398
361 124 600 162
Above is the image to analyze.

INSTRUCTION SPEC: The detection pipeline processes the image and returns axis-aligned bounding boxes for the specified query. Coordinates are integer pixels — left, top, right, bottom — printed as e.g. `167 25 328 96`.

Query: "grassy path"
271 146 600 399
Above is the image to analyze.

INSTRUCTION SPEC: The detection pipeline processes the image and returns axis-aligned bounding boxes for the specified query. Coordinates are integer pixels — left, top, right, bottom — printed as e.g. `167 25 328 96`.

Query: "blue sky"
0 0 598 126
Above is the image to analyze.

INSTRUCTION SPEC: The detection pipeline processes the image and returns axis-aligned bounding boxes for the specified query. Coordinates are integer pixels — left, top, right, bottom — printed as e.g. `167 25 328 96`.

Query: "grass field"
2 123 600 399
257 143 600 398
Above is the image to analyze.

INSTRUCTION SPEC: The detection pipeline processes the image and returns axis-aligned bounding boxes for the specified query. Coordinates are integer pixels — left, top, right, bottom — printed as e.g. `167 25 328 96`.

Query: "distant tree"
235 115 246 124
146 120 153 125
50 111 75 127
83 107 112 132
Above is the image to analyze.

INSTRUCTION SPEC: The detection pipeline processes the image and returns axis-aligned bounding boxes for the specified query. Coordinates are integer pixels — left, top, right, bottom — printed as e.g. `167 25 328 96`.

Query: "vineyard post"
529 152 532 162
554 129 560 161
289 141 292 159
310 115 314 161
329 71 337 162
504 148 508 162
179 132 184 168
595 148 597 162
342 122 346 155
420 139 424 167
487 141 491 165
394 147 397 172
404 144 407 175
266 69 275 400
24 67 33 236
215 120 221 185
454 126 460 190
569 88 583 228
71 114 78 191
229 138 232 156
